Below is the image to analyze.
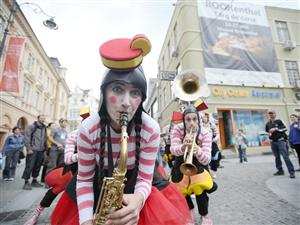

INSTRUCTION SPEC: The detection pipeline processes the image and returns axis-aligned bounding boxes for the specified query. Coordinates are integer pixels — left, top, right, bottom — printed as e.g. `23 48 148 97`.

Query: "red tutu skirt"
138 184 192 225
51 191 79 225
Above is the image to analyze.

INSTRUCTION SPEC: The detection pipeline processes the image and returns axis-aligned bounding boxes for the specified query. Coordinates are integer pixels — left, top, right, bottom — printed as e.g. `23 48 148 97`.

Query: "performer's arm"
134 122 160 205
170 124 185 156
76 125 96 225
194 131 212 166
64 130 78 165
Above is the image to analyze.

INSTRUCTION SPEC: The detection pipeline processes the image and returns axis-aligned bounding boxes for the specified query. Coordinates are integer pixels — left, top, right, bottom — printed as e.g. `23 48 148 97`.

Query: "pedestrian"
288 114 300 171
2 127 25 181
171 105 217 225
47 118 68 174
41 122 57 183
265 110 295 178
22 115 47 190
235 129 248 163
56 34 192 225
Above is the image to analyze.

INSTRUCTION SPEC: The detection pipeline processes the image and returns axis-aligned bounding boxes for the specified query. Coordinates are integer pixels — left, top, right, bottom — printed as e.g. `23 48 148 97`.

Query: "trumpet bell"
173 69 210 102
180 163 198 176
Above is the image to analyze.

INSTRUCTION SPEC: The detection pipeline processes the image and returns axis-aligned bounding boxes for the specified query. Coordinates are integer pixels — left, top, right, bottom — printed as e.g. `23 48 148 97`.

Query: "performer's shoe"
24 214 39 225
201 215 213 225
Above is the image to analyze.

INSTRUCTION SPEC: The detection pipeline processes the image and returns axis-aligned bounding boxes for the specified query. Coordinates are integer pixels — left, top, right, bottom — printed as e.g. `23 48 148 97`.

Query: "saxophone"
93 113 129 225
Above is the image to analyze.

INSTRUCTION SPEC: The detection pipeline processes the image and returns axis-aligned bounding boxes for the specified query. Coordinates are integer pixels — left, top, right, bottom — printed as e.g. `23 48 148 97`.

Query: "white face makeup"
105 81 142 129
184 112 199 132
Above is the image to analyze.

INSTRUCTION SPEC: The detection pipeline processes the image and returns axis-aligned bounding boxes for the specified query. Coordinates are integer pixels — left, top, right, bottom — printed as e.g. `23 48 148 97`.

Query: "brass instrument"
172 69 211 101
93 114 129 225
180 127 197 176
173 70 210 177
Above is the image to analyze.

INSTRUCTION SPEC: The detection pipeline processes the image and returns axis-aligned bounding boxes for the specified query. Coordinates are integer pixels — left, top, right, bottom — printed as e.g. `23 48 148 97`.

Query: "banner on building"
198 0 281 87
0 36 25 93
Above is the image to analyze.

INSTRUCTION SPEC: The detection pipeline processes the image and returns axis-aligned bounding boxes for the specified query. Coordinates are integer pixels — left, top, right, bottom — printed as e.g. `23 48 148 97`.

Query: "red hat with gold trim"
99 34 151 104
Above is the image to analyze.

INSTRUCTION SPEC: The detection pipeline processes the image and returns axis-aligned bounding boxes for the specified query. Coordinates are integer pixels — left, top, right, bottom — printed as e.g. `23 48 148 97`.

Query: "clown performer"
24 110 90 225
171 105 217 225
51 35 192 225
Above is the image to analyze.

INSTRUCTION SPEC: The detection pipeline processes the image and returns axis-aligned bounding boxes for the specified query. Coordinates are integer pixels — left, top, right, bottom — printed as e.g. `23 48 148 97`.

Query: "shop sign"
212 88 249 97
251 90 281 98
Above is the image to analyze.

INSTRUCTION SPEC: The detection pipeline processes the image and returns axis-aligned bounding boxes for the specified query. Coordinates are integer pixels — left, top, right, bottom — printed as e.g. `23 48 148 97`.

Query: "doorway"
218 110 235 149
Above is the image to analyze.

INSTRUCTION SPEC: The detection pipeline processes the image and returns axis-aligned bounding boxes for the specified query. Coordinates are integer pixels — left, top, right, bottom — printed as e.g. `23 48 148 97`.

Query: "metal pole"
0 0 17 61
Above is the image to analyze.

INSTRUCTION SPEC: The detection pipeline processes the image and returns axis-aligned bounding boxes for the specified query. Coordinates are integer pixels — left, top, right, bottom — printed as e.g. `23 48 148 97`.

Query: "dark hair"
37 114 45 119
183 105 200 145
97 89 143 186
12 126 20 133
290 114 298 118
48 122 54 128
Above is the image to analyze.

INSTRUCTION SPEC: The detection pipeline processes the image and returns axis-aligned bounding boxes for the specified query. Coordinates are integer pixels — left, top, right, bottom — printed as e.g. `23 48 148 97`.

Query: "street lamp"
0 0 58 61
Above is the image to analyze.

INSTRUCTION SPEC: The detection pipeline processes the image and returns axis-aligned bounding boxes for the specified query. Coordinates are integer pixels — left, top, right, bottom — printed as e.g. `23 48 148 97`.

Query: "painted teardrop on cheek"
109 95 117 104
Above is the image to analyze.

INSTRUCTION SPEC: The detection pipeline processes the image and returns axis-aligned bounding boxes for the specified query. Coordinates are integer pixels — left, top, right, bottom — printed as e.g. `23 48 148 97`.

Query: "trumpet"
180 127 197 176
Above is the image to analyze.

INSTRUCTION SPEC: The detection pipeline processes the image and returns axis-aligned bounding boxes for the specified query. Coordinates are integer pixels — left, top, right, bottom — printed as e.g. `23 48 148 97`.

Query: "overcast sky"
16 0 299 97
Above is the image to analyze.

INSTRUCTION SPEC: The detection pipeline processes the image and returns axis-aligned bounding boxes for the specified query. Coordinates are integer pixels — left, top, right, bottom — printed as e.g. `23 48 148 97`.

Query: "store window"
285 61 300 87
233 110 268 147
275 21 290 42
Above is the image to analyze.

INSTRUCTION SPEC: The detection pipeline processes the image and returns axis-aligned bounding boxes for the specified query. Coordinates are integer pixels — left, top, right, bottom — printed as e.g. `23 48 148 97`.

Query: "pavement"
0 152 299 225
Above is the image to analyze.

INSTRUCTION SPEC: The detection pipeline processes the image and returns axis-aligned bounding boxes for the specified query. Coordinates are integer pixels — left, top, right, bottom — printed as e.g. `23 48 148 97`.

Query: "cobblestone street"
1 154 299 225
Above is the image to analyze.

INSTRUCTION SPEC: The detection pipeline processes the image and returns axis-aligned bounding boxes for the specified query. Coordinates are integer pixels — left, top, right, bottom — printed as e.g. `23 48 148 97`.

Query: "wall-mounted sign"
252 90 281 98
212 88 249 97
159 71 177 81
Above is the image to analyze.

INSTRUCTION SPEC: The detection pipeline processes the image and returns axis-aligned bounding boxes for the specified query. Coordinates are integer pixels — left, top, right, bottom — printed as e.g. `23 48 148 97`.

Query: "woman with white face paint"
72 35 192 225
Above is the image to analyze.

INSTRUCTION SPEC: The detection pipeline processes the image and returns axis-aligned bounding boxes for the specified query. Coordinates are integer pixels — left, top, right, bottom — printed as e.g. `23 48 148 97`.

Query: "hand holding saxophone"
105 193 144 225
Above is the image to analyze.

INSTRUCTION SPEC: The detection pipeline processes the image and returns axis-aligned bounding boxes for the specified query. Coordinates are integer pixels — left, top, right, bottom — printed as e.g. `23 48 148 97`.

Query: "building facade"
156 0 300 152
0 0 70 147
67 85 99 132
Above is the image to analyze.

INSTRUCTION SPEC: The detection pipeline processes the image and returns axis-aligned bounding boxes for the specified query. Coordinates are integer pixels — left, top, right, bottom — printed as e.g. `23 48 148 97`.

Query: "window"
285 61 300 87
35 91 40 109
0 16 5 33
46 76 50 89
173 22 178 48
26 53 35 72
22 80 31 102
233 110 267 147
38 68 44 83
275 21 290 42
167 41 171 60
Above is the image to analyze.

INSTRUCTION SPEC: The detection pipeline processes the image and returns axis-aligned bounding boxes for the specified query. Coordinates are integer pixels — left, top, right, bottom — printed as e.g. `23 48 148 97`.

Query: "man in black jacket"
265 110 295 178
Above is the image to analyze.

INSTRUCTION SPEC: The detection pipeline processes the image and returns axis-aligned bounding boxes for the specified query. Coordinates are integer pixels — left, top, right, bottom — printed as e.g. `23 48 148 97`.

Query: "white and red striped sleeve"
134 113 160 204
76 118 97 225
170 123 185 156
195 130 212 165
64 129 78 165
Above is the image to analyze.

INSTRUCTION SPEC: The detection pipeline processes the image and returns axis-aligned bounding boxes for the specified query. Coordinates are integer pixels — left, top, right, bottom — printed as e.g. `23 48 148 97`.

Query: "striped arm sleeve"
64 130 78 165
195 131 212 165
170 124 184 156
76 125 96 225
134 129 160 205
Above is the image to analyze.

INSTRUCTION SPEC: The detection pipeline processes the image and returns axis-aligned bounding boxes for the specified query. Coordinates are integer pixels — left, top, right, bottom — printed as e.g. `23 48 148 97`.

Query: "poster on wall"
198 0 282 87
